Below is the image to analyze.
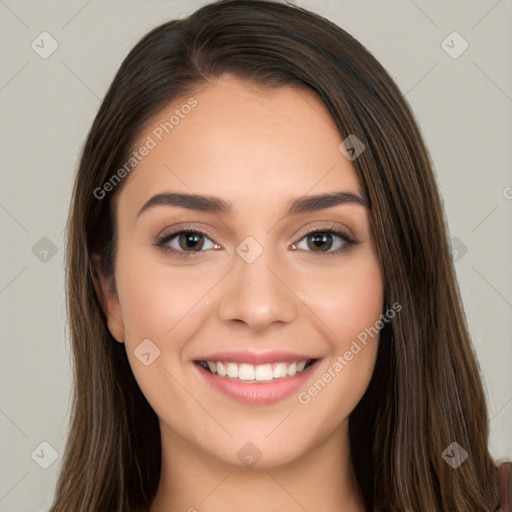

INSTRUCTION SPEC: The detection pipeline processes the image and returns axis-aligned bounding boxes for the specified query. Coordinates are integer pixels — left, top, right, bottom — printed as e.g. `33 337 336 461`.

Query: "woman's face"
100 74 384 467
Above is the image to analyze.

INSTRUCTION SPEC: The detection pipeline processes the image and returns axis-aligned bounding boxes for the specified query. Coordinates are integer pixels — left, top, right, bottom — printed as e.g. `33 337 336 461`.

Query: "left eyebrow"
136 190 368 218
284 191 368 215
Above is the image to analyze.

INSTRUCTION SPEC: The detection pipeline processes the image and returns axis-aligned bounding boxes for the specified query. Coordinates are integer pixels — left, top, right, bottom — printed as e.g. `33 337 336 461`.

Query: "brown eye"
155 229 219 257
293 229 356 256
177 232 205 252
307 232 335 252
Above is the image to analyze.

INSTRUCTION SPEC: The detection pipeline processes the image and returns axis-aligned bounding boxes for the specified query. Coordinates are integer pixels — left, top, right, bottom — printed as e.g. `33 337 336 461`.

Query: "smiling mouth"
196 359 317 382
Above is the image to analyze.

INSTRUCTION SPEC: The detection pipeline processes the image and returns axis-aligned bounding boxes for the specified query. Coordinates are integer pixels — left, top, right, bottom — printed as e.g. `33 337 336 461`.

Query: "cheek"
291 251 384 346
113 256 218 423
333 264 384 345
291 252 383 426
112 254 225 401
114 256 212 342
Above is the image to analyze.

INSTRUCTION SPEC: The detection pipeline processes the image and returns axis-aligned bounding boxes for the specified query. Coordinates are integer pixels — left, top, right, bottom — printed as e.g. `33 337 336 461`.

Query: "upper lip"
195 350 318 365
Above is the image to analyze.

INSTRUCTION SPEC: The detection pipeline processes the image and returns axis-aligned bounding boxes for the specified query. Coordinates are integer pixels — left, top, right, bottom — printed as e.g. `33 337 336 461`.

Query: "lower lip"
196 361 318 405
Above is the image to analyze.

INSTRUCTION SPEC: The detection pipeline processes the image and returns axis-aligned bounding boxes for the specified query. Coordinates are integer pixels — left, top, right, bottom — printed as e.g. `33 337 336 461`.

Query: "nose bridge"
217 236 298 330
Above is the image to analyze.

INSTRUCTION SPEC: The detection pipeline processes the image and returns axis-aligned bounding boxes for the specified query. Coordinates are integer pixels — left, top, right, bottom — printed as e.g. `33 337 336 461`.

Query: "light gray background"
1 1 511 510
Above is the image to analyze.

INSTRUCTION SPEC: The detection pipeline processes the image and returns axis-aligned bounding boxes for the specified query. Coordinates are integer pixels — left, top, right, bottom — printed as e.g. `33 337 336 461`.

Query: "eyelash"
153 225 357 260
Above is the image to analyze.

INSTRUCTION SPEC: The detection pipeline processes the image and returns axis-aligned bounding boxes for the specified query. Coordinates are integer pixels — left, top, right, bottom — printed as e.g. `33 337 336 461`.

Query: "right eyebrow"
137 192 232 218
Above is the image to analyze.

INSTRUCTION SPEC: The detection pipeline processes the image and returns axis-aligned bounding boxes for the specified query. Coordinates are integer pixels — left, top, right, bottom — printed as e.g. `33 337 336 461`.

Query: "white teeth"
203 359 310 381
216 361 227 377
239 363 256 381
255 364 274 381
273 362 288 379
226 362 239 378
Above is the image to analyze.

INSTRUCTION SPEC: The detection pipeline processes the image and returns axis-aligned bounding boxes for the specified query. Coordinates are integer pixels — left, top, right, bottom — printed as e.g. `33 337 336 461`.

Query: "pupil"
180 232 203 251
308 232 332 251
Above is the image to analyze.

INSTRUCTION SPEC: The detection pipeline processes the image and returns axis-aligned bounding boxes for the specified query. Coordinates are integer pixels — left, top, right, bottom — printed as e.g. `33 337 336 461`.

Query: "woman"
50 0 504 510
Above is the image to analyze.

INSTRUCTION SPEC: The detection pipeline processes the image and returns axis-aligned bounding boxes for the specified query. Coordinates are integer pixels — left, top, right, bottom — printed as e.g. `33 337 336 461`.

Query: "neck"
150 420 366 512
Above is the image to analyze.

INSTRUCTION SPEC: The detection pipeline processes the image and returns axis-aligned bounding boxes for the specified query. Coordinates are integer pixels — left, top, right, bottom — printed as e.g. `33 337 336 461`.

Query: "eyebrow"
137 190 368 218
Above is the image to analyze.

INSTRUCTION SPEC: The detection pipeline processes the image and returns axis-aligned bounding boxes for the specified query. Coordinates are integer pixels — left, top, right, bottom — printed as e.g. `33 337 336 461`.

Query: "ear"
91 252 125 343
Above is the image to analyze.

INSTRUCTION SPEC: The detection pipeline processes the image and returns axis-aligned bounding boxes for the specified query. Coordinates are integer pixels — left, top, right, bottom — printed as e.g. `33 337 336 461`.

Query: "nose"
217 247 298 332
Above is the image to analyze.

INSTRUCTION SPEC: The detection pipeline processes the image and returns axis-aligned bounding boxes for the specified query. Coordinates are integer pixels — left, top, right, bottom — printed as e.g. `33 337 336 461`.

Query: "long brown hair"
51 1 501 510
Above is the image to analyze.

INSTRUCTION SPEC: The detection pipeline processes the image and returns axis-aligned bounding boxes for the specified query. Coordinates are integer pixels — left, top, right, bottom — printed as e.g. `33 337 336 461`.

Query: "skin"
96 74 383 512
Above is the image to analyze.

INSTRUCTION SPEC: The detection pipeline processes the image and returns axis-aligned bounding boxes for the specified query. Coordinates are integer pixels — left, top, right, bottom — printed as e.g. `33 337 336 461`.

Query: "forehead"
117 74 362 219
